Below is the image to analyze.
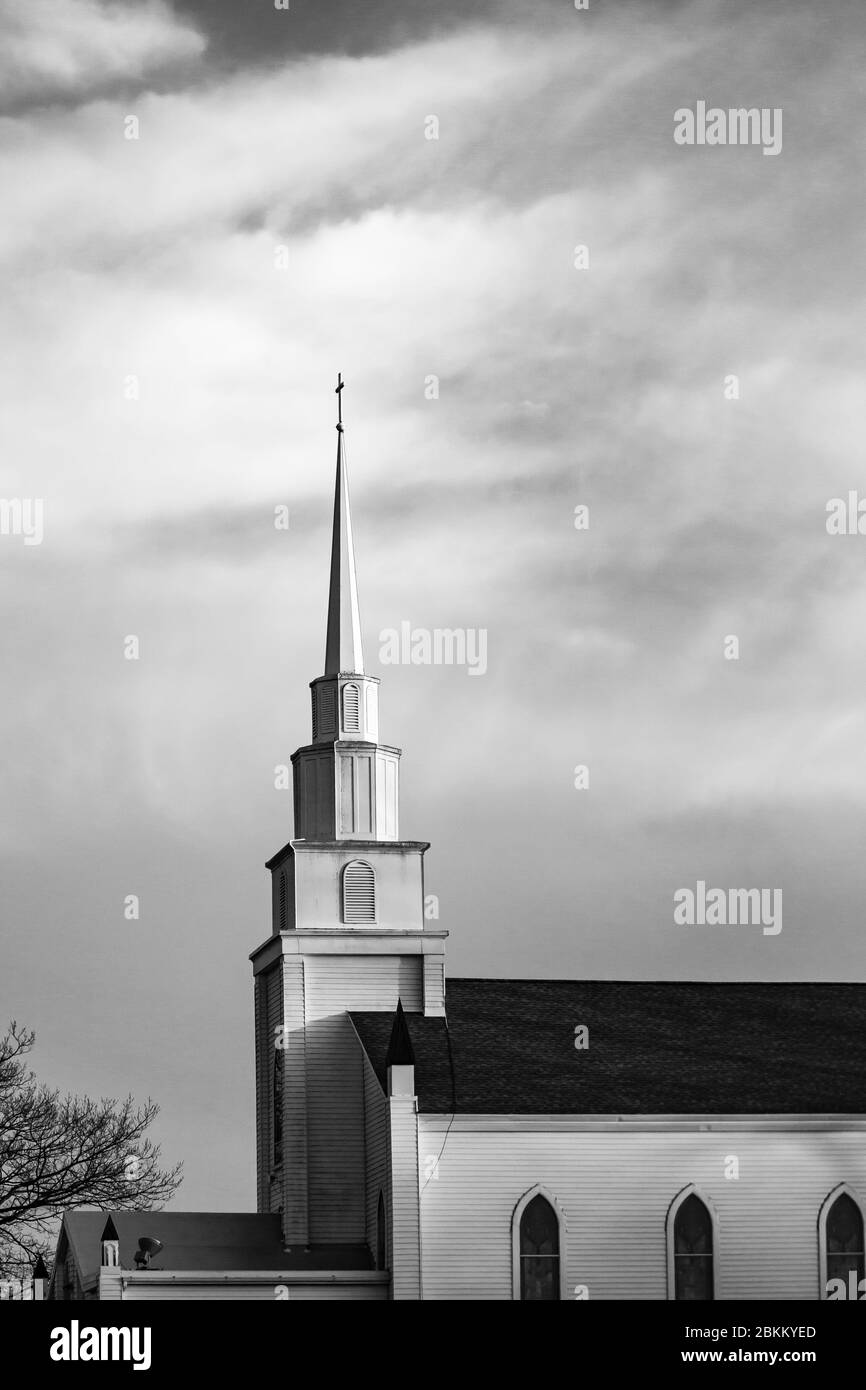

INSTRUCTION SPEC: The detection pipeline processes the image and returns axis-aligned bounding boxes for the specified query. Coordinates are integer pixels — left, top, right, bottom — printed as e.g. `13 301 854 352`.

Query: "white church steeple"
253 383 446 1243
293 377 400 844
324 373 364 677
308 375 381 751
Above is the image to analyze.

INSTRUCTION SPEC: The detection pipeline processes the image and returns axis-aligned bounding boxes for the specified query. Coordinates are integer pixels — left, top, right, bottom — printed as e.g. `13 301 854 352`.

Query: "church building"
49 389 866 1301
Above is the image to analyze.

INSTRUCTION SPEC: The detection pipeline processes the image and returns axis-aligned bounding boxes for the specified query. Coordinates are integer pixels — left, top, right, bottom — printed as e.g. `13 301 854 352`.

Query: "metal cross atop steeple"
335 372 344 432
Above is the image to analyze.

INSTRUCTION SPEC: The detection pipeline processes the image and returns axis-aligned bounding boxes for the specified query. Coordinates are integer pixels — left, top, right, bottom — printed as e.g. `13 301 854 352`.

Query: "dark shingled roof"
350 978 866 1114
60 1212 372 1289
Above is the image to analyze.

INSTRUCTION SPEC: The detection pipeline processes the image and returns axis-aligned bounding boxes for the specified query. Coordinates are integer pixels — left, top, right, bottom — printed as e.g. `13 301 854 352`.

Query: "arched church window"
518 1194 560 1300
342 860 375 923
376 1190 386 1270
671 1192 714 1300
821 1189 865 1296
278 871 287 931
342 683 360 733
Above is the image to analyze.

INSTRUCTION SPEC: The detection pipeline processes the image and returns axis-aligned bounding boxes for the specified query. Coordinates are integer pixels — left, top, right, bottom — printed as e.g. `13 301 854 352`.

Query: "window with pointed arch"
513 1189 562 1300
668 1189 715 1300
819 1187 865 1298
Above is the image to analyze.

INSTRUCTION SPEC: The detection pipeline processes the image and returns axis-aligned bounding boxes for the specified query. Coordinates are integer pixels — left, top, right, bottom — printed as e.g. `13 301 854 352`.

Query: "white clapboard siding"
304 955 422 1018
389 1100 421 1298
279 957 308 1241
416 1123 866 1301
301 956 420 1242
363 1052 389 1255
305 1012 366 1241
120 1280 387 1301
254 965 284 1214
424 956 445 1015
254 975 265 1211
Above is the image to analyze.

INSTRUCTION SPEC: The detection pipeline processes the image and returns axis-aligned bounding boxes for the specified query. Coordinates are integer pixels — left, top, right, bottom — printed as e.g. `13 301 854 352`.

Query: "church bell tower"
250 378 446 1251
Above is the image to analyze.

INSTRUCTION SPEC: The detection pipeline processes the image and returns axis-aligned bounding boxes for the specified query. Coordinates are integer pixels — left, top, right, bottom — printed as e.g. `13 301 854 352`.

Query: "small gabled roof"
100 1215 119 1243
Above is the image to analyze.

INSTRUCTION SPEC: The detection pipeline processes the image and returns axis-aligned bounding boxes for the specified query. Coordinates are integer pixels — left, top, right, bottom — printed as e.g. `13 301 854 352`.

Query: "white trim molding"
666 1183 720 1301
420 1113 866 1134
375 1187 387 1272
511 1184 569 1301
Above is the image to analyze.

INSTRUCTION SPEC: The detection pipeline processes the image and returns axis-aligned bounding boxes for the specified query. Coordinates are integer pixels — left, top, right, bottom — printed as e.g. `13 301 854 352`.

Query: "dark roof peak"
385 999 415 1067
100 1215 119 1242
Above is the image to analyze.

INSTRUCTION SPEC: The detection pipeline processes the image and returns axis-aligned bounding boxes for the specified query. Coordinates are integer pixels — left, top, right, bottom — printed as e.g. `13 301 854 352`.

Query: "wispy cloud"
2 0 866 1208
0 0 206 107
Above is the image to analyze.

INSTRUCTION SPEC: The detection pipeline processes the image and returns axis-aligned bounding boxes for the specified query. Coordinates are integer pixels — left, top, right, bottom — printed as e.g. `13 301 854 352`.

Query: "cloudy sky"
2 0 865 1209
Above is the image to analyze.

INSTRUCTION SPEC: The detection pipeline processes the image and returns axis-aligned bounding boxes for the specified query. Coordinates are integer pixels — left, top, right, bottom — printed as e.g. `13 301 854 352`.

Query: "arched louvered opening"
311 688 318 740
342 682 360 733
342 860 375 923
517 1194 561 1301
823 1191 865 1294
278 871 287 931
671 1192 714 1300
272 1049 283 1169
376 1190 387 1271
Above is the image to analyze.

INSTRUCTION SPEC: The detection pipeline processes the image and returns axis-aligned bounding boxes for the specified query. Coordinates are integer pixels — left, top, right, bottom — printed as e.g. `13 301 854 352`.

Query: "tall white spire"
324 373 364 676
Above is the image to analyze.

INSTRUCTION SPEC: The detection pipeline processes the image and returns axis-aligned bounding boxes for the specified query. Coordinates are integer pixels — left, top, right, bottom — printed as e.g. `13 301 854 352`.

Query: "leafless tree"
0 1021 182 1280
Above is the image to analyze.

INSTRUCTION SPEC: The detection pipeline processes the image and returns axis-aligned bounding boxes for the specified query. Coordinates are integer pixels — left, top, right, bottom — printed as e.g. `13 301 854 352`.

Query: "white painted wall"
415 1118 866 1300
293 843 426 931
99 1269 388 1301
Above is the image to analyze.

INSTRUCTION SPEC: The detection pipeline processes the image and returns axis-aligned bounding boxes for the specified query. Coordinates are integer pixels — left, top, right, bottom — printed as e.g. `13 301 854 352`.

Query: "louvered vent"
311 690 318 740
342 683 360 733
319 684 336 736
342 860 375 923
279 870 287 931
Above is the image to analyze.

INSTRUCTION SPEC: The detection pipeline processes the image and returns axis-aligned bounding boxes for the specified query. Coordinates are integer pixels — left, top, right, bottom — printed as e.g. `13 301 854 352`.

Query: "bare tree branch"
0 1022 183 1280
